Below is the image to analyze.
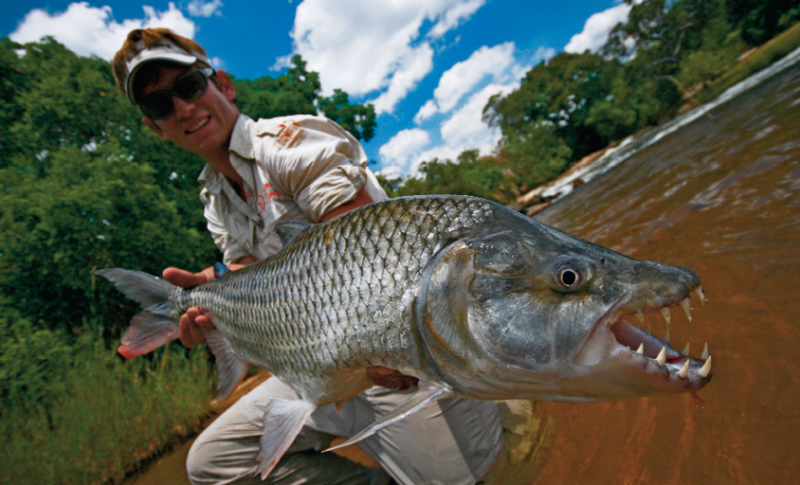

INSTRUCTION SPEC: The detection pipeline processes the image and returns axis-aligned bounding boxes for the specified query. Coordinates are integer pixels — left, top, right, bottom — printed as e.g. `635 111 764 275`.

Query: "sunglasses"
138 68 216 120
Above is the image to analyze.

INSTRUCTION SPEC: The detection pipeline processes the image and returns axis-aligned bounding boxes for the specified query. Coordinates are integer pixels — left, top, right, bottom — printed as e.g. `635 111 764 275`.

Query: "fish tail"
96 268 179 359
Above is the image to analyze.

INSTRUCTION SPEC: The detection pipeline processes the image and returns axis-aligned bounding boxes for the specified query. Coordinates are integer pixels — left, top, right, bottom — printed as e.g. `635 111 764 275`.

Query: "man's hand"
367 366 419 391
162 259 254 348
163 267 216 348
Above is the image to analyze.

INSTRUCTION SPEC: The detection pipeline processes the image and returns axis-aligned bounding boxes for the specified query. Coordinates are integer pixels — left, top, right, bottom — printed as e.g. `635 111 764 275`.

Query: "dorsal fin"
275 222 313 246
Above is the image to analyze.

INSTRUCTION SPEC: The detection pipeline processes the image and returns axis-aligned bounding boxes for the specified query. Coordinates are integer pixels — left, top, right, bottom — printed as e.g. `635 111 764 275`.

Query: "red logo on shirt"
252 183 279 213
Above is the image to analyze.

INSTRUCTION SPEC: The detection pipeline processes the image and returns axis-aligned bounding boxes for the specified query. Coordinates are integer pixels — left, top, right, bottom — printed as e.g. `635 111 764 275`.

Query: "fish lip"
572 288 712 390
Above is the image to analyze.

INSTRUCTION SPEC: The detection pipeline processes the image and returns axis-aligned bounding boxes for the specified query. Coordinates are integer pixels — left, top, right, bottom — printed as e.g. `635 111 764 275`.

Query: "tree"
602 0 715 77
235 55 377 141
726 0 800 45
485 53 619 163
394 150 509 202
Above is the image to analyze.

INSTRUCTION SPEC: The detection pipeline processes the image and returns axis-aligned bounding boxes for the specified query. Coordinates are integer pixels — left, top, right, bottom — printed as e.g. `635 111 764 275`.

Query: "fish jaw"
559 286 713 401
415 210 713 402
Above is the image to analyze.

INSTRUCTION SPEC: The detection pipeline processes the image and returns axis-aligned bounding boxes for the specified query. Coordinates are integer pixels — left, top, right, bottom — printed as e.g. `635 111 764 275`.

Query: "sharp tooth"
656 346 666 366
698 356 712 378
681 342 690 355
636 343 644 355
663 326 670 342
701 342 709 360
681 298 692 322
678 360 690 378
661 307 671 325
636 311 645 324
695 287 706 307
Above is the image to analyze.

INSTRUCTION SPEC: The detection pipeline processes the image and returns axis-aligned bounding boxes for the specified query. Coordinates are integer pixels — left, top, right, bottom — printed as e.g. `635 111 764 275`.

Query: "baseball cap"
113 29 211 105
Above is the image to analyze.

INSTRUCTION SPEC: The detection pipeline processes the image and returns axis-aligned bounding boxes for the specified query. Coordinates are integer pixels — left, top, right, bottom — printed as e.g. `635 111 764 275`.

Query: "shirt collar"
198 114 256 194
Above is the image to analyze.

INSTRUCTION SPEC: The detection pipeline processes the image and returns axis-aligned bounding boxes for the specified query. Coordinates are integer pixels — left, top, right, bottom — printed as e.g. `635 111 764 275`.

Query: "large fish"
97 195 712 478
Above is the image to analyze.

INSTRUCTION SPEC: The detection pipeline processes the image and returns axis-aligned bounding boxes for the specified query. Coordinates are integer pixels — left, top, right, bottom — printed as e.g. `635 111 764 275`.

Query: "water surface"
513 53 800 485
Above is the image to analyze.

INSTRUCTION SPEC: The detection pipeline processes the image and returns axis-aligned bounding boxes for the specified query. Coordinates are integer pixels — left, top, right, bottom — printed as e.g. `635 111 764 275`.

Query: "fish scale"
99 194 712 478
179 196 496 383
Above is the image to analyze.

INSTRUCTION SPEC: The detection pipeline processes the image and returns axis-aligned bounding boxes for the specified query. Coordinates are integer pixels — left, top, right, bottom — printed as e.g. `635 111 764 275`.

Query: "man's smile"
187 116 210 134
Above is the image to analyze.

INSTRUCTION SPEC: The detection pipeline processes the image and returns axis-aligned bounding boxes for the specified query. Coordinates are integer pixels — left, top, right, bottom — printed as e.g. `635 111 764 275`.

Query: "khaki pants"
187 378 503 485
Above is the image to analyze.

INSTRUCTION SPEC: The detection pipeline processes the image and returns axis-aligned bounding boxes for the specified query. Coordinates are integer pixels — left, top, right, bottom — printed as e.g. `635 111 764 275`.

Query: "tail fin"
96 268 179 359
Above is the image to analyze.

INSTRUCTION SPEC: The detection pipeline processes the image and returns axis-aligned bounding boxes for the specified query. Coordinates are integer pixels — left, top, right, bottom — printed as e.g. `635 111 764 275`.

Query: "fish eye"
559 268 580 288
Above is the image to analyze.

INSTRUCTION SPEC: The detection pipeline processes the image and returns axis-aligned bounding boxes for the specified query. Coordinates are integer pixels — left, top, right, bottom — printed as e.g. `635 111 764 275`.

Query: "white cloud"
427 0 486 38
564 2 631 53
289 0 487 114
371 44 434 115
440 82 515 149
187 0 223 18
378 128 431 175
414 42 516 123
532 45 557 64
209 56 225 69
402 82 517 177
9 2 196 61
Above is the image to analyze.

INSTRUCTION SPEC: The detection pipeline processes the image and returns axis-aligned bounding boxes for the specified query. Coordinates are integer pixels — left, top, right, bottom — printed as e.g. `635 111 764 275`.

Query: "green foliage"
318 89 377 142
391 150 510 202
235 55 377 141
0 38 377 338
485 52 619 162
726 0 800 45
0 315 215 484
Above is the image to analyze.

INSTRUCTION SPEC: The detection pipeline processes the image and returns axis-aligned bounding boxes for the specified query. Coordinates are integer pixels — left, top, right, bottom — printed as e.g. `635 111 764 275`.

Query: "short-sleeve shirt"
198 114 388 264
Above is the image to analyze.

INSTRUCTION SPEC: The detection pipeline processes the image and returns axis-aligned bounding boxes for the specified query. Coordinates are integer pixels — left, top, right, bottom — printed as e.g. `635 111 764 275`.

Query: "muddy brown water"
126 61 800 484
513 58 800 485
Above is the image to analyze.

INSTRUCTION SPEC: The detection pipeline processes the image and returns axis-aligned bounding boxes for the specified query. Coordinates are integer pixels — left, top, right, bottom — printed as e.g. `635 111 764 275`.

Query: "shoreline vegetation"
2 1 799 484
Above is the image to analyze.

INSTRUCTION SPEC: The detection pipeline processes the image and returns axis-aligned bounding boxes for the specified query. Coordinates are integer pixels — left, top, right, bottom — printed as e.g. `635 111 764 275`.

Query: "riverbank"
514 20 800 215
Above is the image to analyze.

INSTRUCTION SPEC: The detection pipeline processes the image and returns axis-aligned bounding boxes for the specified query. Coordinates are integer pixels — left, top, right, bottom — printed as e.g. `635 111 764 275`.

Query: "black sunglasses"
138 68 215 120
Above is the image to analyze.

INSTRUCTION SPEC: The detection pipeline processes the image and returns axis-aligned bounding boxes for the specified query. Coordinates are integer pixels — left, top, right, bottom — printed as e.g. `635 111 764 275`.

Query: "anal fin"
257 399 316 479
325 382 453 453
204 330 250 401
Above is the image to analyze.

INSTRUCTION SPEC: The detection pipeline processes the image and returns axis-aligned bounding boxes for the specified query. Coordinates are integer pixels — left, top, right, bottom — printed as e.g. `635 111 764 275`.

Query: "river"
126 54 800 485
504 48 800 485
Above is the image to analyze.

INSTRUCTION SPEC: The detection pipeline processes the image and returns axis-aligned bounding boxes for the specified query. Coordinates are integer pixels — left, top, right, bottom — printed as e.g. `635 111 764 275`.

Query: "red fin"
117 312 179 359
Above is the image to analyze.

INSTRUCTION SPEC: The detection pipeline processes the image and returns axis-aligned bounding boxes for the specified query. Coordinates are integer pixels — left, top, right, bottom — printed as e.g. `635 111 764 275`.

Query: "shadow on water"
501 52 800 485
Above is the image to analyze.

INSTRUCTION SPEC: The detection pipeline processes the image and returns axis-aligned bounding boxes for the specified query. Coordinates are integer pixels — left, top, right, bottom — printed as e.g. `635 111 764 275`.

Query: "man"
112 28 502 485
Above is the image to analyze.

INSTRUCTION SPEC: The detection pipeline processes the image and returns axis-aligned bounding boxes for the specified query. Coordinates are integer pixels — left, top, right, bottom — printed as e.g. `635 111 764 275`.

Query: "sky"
3 0 633 178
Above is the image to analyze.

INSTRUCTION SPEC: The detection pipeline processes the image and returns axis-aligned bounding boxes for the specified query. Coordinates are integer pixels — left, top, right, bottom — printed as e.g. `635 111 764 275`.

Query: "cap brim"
126 51 199 104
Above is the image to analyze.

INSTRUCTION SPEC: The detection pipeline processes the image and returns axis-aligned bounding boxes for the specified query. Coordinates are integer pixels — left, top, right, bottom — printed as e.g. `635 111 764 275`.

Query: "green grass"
0 328 216 485
695 21 800 105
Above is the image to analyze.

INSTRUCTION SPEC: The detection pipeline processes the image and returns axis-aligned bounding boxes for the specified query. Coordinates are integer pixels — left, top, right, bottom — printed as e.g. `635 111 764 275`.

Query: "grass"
0 330 216 485
695 21 800 105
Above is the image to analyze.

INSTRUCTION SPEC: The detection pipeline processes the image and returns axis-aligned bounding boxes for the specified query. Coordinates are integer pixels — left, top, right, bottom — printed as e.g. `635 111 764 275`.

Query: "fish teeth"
678 360 690 378
681 297 692 322
695 286 707 307
661 307 671 325
663 326 670 343
636 343 644 355
698 356 712 378
701 342 709 360
681 342 690 356
636 311 644 324
656 346 666 366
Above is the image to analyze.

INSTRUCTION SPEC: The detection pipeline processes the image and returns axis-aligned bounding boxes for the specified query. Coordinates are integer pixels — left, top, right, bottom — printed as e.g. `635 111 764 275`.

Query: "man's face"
141 64 239 158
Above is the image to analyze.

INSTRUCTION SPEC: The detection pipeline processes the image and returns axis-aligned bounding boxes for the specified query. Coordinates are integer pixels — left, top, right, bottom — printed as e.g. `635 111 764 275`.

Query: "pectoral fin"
325 382 453 453
256 399 316 479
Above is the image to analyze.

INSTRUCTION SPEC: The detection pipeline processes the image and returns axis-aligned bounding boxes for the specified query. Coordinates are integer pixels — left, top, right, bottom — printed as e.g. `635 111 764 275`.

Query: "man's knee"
186 431 216 483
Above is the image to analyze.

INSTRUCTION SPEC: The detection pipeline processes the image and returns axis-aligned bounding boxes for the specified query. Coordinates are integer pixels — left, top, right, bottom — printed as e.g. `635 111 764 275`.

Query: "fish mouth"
574 286 712 392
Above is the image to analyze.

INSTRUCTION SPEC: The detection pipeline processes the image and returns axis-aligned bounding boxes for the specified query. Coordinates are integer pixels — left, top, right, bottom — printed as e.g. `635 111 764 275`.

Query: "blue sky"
3 1 632 177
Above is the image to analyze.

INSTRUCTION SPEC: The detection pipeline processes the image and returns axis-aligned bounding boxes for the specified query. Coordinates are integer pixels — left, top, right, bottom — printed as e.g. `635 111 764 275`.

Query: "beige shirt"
199 114 388 264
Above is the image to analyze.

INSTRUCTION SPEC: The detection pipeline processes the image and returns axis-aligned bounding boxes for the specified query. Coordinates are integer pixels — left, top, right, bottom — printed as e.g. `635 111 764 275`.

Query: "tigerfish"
97 195 712 479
